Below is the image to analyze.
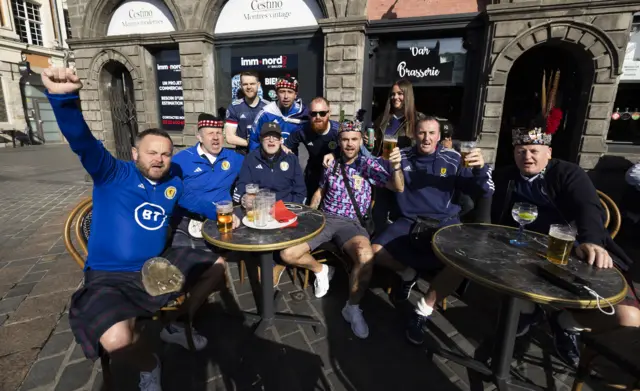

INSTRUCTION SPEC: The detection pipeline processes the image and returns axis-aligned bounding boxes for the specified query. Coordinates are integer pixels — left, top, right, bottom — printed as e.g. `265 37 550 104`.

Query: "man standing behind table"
279 117 404 339
248 75 307 151
490 116 640 367
224 71 269 155
42 67 234 391
171 113 243 246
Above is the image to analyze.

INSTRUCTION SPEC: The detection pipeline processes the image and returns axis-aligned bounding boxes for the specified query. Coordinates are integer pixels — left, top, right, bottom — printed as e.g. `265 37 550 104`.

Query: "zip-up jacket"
233 149 306 204
248 99 307 151
172 144 244 219
46 92 183 272
225 97 269 154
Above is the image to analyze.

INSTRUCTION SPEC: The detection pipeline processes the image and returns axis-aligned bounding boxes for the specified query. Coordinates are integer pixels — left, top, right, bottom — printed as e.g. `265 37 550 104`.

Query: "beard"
136 159 169 181
311 118 328 133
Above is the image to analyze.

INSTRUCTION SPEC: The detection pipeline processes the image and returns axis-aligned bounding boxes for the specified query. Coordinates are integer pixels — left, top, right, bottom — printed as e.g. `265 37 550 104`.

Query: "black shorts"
68 247 217 361
307 214 369 252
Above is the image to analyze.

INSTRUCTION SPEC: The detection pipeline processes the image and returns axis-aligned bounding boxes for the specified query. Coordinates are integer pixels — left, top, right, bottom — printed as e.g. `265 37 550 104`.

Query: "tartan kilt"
69 247 217 361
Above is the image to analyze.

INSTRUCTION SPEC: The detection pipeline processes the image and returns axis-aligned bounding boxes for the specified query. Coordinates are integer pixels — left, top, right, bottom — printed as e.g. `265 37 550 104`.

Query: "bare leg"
422 267 464 308
100 318 157 371
570 304 640 331
372 244 408 272
280 243 323 274
183 257 226 317
343 236 375 305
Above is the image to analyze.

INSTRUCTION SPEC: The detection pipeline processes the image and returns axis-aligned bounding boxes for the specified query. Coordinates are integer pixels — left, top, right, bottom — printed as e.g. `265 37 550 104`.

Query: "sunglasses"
309 111 329 118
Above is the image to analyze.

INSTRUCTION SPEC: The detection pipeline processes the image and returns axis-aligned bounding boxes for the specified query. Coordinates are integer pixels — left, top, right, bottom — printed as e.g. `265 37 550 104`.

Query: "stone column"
179 40 216 146
320 17 367 120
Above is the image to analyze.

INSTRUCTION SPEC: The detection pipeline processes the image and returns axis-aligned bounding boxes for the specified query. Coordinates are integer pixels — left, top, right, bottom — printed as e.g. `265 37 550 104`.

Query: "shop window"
63 9 71 39
153 47 184 132
610 14 640 145
11 0 43 46
372 37 467 127
0 78 8 123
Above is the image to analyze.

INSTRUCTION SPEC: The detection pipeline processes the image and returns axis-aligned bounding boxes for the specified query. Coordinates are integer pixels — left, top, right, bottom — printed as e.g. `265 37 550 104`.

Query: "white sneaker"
314 265 335 298
341 303 369 339
160 323 208 351
139 354 162 391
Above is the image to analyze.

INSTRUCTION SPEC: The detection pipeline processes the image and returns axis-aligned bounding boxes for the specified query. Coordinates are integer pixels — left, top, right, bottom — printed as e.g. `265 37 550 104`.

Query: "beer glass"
244 184 259 222
510 202 538 246
460 141 477 168
254 195 269 227
382 136 398 160
546 224 576 265
216 200 234 233
141 257 185 296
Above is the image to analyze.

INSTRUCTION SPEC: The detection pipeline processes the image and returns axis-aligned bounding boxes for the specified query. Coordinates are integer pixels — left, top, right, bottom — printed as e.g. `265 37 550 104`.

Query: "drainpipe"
51 0 64 49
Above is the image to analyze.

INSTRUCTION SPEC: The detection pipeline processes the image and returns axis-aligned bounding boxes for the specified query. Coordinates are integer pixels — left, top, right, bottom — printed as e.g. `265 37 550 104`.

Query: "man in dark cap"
172 113 244 243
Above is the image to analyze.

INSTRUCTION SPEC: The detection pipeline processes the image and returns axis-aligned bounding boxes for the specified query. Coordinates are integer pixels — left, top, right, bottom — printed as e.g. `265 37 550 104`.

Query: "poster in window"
394 38 466 85
230 54 298 102
156 58 184 131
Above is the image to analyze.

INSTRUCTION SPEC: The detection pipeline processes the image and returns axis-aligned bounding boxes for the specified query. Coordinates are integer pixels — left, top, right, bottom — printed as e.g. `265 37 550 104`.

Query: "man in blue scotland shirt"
43 67 234 391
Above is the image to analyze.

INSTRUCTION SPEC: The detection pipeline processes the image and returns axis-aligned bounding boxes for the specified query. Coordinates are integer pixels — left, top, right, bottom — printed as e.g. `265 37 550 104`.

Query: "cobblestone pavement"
0 145 634 391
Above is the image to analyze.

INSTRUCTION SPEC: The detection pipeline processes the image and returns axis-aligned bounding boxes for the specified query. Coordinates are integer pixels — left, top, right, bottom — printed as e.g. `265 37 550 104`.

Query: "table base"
244 251 321 336
428 296 544 391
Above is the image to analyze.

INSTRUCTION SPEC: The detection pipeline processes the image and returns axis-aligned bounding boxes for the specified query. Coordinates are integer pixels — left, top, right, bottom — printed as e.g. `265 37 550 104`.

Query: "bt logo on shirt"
135 202 167 231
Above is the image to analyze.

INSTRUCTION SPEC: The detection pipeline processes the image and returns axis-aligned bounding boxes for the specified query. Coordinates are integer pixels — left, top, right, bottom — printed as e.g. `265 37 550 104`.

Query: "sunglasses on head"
309 111 329 118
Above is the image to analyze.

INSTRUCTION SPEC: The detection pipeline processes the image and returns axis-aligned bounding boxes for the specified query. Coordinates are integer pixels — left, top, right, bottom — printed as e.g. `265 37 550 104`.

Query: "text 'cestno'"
251 0 283 11
129 8 153 19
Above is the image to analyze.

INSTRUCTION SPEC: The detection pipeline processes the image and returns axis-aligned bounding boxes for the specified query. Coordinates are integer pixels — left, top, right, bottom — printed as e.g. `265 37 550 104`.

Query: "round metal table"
202 203 325 336
431 223 627 391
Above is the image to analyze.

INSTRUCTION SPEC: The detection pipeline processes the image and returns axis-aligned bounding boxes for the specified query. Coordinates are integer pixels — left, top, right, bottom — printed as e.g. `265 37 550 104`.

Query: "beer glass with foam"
382 136 397 160
216 200 234 233
546 224 576 265
460 141 477 168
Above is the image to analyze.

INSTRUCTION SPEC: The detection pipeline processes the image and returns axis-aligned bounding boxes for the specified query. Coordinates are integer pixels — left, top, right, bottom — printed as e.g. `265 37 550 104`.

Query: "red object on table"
273 201 298 227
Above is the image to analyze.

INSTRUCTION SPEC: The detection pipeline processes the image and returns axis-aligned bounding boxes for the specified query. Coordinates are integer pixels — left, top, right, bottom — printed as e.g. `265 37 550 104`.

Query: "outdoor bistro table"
202 203 326 336
431 223 628 391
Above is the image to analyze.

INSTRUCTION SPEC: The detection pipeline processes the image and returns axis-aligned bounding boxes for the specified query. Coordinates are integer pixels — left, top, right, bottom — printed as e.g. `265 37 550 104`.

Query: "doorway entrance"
100 61 138 160
496 43 594 168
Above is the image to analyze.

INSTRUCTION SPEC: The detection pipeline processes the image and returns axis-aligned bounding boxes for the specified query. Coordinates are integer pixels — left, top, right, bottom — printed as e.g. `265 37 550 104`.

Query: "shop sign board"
215 0 322 34
230 54 298 101
393 38 466 85
107 0 177 36
156 52 184 131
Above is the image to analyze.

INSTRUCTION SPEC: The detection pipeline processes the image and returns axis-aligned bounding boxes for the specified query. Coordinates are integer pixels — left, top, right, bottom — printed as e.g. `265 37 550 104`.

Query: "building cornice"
487 0 640 21
366 13 485 35
67 30 215 49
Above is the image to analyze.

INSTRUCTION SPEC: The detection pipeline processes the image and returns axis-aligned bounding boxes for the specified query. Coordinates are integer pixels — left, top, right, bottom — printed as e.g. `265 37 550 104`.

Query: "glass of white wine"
510 202 538 246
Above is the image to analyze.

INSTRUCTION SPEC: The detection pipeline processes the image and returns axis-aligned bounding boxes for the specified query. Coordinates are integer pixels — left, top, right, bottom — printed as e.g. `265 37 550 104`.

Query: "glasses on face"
309 111 329 118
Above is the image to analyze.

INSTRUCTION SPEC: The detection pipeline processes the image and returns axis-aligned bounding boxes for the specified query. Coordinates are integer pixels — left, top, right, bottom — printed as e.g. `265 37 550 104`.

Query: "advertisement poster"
230 54 298 102
156 57 184 131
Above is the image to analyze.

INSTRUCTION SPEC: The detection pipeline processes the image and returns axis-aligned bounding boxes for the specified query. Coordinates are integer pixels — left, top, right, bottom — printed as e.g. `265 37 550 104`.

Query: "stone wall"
367 0 488 20
0 61 27 132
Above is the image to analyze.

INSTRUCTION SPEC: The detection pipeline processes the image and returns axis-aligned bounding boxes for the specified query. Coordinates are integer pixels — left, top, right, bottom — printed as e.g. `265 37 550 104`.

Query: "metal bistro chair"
63 197 199 389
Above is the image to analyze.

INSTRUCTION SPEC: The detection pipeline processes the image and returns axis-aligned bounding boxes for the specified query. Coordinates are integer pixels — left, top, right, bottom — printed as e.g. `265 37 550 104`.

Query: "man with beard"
224 71 269 155
279 117 404 339
171 113 244 246
43 67 234 391
248 75 307 151
284 97 372 202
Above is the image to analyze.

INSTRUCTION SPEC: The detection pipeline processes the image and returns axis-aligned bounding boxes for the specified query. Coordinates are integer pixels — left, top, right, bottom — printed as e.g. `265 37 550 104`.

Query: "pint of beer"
546 224 576 265
216 200 234 233
460 141 476 168
382 136 397 160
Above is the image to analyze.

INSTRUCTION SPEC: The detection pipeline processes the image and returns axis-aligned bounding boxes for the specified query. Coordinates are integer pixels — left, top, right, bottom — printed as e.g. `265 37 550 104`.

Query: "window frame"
63 8 71 40
11 0 43 46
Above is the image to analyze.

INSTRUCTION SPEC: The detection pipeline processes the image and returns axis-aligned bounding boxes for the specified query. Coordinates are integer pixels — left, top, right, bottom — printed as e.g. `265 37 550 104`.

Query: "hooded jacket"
248 99 308 151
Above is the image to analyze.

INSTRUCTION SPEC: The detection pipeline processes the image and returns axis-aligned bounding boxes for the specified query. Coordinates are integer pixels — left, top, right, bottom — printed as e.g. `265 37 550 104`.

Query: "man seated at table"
369 117 494 345
248 75 307 151
171 112 244 247
283 98 372 202
278 116 404 339
43 67 234 390
489 116 640 366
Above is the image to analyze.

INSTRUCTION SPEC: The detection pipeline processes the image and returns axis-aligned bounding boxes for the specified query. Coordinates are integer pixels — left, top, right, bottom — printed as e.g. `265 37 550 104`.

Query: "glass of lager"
382 136 397 160
216 200 234 233
546 224 576 265
244 184 259 222
460 141 477 168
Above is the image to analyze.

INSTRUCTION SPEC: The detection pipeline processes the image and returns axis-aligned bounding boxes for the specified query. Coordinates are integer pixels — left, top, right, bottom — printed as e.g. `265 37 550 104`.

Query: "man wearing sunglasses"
284 97 372 202
248 75 307 151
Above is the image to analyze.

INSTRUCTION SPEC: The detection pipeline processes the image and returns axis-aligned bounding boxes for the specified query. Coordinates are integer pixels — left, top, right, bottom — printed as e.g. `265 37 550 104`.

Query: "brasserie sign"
395 41 455 83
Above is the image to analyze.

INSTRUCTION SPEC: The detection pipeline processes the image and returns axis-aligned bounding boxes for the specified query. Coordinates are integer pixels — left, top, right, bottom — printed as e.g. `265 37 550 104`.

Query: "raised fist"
41 67 83 95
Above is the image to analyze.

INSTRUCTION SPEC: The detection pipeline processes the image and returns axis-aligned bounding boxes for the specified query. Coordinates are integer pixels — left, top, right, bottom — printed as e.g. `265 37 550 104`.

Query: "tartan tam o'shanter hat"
275 74 299 92
338 108 366 134
512 69 564 146
197 113 224 130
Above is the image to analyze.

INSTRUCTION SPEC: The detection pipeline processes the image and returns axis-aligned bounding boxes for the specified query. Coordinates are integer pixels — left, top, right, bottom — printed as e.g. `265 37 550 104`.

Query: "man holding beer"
489 117 640 366
279 117 404 339
368 117 494 345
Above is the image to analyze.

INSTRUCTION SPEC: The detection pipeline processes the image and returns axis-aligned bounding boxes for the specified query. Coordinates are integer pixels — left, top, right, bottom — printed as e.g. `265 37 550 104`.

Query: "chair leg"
441 298 447 311
304 269 310 290
101 352 112 390
571 347 597 391
185 316 196 352
240 260 246 285
386 286 392 295
292 267 297 284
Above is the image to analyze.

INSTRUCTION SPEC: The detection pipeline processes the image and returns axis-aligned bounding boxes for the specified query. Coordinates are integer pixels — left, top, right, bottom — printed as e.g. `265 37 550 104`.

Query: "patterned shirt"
320 156 391 219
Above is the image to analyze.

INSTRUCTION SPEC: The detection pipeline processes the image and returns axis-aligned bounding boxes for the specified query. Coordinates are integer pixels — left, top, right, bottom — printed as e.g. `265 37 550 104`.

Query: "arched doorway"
100 61 138 160
495 42 595 168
